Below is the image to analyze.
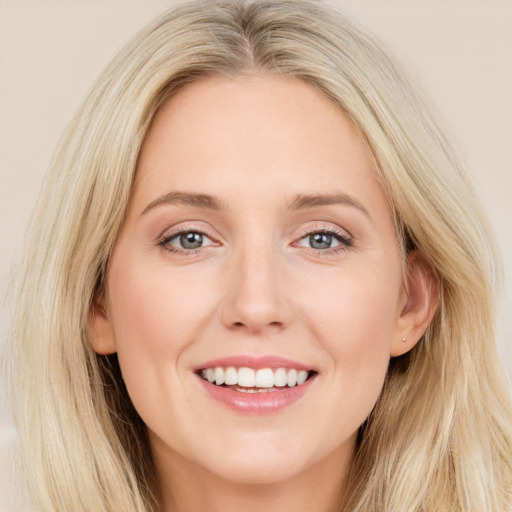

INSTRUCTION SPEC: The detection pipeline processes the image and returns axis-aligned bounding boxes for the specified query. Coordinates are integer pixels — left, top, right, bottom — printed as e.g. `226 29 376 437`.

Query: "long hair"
6 1 512 510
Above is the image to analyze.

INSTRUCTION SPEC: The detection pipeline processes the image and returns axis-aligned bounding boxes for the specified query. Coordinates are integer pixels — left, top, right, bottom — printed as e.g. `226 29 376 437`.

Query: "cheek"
106 254 210 411
300 265 401 416
303 263 401 347
109 256 208 353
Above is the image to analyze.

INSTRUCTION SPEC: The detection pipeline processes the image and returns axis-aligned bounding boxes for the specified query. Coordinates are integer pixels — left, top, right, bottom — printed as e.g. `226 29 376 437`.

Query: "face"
92 75 420 489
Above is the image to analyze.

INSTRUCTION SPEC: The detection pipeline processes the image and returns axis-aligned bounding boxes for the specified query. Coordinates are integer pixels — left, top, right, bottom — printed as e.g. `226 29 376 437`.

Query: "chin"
193 429 313 485
206 457 304 486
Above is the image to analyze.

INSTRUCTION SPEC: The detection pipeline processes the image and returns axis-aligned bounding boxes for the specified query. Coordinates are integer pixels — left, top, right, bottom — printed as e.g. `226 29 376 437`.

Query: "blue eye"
158 227 351 255
297 230 352 251
177 232 204 249
160 230 215 252
308 233 336 250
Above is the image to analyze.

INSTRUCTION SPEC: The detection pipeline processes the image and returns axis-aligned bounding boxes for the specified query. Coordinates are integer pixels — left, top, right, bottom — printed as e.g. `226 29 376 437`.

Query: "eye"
159 230 216 253
296 229 352 252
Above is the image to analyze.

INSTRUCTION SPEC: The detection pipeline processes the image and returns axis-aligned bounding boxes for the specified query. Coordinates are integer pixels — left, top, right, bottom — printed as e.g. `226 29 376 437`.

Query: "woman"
6 0 512 510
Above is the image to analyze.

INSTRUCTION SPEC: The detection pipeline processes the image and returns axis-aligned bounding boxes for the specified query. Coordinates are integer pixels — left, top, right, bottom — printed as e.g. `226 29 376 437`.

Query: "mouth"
194 357 318 413
196 366 317 393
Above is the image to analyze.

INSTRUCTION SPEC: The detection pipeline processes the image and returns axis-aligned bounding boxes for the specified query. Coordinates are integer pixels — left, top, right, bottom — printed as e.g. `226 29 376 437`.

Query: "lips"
194 355 318 414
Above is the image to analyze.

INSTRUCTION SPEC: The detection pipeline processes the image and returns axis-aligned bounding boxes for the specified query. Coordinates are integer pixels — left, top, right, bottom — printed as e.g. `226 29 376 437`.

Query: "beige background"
1 0 511 507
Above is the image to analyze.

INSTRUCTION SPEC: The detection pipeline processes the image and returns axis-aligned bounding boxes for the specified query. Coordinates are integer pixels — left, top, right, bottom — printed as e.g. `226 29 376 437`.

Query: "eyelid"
157 221 218 240
156 221 354 256
166 231 215 249
291 223 354 253
294 222 353 241
157 222 221 253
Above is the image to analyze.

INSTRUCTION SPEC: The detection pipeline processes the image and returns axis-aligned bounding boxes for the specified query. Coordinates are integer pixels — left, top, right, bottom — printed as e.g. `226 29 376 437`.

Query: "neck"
153 439 354 512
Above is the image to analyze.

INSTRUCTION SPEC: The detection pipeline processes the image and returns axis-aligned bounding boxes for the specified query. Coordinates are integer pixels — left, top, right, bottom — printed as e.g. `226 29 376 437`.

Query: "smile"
199 366 312 391
195 356 318 413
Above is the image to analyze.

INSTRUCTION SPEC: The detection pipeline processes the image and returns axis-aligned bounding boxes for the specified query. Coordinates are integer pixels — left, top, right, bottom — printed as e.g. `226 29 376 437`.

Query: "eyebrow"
141 191 224 215
141 190 369 218
288 193 370 218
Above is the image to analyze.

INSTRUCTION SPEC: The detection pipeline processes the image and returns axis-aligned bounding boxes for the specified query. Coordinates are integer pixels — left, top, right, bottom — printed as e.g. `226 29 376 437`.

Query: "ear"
391 252 439 357
87 295 117 355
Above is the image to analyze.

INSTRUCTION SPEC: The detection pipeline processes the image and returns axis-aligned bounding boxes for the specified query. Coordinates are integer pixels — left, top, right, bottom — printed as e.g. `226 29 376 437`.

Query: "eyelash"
158 227 218 255
158 226 353 256
294 227 353 255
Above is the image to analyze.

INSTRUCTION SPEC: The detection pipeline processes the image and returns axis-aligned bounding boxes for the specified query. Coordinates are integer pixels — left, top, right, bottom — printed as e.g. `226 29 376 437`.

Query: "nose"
220 242 292 335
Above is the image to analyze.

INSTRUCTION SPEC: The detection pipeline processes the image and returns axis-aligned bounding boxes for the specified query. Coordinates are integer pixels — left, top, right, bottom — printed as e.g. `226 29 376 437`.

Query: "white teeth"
206 368 215 383
287 369 297 387
297 370 308 385
200 366 312 389
274 368 287 387
214 367 225 385
238 367 256 387
255 368 274 388
224 366 237 385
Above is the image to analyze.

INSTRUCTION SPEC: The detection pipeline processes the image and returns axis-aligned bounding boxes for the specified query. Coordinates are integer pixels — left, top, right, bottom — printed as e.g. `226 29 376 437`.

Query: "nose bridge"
221 231 290 333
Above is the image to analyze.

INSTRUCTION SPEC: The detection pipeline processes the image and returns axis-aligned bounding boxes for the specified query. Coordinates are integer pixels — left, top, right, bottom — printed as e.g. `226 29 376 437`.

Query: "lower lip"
196 374 317 414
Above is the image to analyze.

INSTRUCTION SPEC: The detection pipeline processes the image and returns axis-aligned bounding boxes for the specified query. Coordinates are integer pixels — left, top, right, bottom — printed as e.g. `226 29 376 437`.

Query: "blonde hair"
6 0 512 510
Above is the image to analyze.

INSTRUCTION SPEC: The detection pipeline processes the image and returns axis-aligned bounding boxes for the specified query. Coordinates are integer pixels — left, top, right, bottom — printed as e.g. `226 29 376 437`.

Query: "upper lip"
194 355 316 372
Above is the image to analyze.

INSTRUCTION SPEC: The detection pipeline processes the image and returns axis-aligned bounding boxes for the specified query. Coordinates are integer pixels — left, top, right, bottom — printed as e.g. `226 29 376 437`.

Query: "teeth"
255 368 274 388
214 367 225 385
224 366 237 385
238 367 256 387
199 366 312 389
287 369 297 387
297 370 308 385
274 368 287 387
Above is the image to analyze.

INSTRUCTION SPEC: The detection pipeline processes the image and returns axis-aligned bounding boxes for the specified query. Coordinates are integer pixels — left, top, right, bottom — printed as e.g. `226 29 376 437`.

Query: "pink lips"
194 354 317 414
193 354 315 372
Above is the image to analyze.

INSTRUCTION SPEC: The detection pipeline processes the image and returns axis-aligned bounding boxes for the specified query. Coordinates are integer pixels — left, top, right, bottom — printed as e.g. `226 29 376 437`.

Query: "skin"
89 75 437 512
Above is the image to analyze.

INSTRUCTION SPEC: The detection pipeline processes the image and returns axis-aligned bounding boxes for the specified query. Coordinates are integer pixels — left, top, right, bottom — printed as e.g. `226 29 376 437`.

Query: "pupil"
180 232 203 249
310 233 331 249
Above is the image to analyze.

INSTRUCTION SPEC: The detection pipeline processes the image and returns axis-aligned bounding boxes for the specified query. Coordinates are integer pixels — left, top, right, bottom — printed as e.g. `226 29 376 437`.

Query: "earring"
401 337 407 343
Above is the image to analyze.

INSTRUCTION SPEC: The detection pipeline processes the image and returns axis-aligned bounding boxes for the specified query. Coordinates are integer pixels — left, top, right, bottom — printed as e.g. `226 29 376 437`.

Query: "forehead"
131 74 388 218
